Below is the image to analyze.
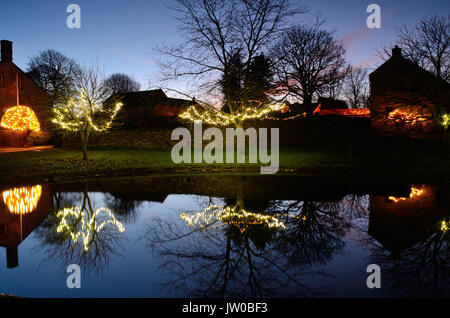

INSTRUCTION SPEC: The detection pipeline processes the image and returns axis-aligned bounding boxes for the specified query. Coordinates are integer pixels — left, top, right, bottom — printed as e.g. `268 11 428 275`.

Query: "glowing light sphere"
0 106 40 132
2 185 42 215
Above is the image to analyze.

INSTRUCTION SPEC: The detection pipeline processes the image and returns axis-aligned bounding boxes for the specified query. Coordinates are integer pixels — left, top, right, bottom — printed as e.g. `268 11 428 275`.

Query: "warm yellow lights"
56 206 125 251
441 220 449 233
178 100 285 126
52 93 123 133
0 106 41 132
389 186 424 203
387 109 427 125
442 114 449 128
2 185 42 215
180 205 286 233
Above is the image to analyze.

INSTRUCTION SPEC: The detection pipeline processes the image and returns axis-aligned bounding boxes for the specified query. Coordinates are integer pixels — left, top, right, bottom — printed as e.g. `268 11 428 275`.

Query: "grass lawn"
0 145 449 186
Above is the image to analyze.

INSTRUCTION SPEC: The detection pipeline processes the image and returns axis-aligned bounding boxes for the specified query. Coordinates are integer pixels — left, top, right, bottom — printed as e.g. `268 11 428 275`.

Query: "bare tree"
159 0 304 118
379 15 449 82
52 65 123 160
343 66 369 109
104 73 141 95
272 21 349 115
27 49 80 105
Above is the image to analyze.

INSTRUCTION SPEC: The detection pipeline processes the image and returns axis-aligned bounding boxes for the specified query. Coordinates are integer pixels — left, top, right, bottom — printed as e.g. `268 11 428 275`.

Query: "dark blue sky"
1 0 448 96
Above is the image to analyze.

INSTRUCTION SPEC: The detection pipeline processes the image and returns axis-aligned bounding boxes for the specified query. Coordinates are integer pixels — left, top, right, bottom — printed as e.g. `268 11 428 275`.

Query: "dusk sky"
1 0 448 97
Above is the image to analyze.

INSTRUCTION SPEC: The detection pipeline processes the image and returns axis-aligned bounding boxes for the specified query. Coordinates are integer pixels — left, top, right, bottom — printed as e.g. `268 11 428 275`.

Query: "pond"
0 175 448 298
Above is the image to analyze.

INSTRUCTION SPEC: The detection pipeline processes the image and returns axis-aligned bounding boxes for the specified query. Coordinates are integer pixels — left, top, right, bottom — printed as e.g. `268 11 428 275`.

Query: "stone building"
105 89 193 128
0 40 52 146
369 46 449 136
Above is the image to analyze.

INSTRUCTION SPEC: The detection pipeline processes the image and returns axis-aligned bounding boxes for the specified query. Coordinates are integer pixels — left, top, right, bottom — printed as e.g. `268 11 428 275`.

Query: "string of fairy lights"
0 106 41 132
180 205 286 233
52 90 123 133
180 205 307 233
442 114 449 128
178 100 286 126
441 219 449 233
56 206 125 252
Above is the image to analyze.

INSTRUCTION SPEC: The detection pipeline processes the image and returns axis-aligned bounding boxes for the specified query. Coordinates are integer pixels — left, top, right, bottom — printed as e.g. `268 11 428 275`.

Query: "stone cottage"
0 40 52 146
369 46 449 136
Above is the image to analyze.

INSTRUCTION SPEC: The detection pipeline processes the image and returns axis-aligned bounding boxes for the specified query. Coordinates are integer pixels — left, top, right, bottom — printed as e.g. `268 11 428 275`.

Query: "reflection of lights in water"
56 206 125 251
2 185 42 214
180 205 288 233
389 186 424 203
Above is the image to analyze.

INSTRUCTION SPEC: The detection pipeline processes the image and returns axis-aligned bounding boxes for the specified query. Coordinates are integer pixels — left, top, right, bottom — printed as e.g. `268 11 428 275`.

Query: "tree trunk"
81 127 90 160
303 94 313 116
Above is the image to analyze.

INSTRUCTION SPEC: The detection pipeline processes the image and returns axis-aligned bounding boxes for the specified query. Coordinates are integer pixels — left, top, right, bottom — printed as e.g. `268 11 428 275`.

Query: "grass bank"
0 146 449 187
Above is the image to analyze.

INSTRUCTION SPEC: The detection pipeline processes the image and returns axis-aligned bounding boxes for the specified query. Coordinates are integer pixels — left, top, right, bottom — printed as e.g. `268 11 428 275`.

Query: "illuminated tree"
159 0 304 126
52 65 122 160
0 106 41 132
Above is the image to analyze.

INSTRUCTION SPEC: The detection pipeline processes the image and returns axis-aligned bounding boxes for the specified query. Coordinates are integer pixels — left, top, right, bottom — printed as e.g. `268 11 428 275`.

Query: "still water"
0 175 448 298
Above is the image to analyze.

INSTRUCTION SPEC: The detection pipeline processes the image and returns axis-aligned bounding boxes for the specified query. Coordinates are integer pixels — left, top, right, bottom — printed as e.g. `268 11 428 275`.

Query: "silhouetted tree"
219 52 274 113
159 0 304 115
27 49 80 105
272 20 348 115
379 15 449 82
104 73 141 95
343 66 369 109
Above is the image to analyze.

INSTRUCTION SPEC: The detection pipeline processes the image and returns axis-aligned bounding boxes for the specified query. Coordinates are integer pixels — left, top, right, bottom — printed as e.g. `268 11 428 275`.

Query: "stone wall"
61 117 371 149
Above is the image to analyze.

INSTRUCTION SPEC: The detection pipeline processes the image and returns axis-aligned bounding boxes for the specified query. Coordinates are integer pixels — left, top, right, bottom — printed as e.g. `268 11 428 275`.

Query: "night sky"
1 0 448 96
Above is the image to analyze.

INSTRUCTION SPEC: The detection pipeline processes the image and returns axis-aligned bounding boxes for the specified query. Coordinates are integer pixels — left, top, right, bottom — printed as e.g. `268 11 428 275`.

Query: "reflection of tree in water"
34 188 126 276
144 192 368 297
364 218 450 297
268 201 349 268
103 192 143 224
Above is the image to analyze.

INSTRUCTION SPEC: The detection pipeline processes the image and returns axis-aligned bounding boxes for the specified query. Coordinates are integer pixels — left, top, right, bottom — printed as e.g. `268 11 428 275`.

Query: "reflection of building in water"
0 184 53 268
369 185 447 256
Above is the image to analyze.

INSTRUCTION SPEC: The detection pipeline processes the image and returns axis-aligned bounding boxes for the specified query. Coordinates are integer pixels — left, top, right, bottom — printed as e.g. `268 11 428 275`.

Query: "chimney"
392 45 402 59
1 40 13 63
